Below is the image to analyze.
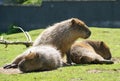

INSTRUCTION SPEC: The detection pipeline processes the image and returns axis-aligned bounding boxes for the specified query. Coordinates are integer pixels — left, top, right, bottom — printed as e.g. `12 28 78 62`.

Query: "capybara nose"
18 64 25 72
19 66 26 72
85 31 91 39
106 55 112 60
88 31 91 36
18 64 23 69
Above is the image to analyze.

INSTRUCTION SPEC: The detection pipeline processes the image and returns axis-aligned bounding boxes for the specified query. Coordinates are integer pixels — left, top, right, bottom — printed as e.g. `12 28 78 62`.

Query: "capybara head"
70 18 91 39
87 40 112 60
18 51 42 72
98 41 112 60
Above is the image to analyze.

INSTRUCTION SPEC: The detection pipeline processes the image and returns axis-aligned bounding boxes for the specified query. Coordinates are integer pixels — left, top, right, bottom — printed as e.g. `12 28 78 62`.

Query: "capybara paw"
102 60 114 64
107 60 114 64
62 62 71 66
71 62 76 65
3 64 18 69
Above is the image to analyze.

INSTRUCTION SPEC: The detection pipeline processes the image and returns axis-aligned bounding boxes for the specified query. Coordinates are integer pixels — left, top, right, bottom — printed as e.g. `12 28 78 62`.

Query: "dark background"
0 1 120 33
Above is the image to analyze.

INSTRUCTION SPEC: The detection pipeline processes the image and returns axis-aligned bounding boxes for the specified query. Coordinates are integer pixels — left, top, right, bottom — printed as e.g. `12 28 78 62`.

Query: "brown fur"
33 18 91 62
70 40 113 64
3 18 91 70
4 45 62 72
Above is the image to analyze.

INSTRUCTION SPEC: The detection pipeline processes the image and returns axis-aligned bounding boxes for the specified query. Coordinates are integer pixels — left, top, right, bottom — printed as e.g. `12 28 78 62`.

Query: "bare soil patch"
71 78 83 81
87 69 120 74
87 57 120 73
112 57 120 64
0 67 22 74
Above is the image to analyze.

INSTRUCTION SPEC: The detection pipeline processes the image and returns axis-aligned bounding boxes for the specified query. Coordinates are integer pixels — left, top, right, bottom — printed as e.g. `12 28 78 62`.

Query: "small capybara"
33 18 91 63
70 40 114 64
4 45 62 72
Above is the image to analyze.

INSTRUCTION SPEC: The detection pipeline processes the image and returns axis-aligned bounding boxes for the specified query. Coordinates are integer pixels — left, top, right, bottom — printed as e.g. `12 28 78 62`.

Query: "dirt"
112 57 120 64
71 78 83 81
0 68 22 74
87 57 120 73
87 69 120 74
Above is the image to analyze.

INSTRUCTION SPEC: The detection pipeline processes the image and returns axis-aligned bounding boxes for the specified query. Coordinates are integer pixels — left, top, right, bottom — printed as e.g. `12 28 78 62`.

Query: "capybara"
4 45 62 72
70 40 113 64
3 18 91 69
33 18 91 63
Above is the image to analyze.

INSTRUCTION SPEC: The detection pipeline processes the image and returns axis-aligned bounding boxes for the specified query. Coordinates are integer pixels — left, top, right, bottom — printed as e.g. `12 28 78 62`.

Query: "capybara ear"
71 18 76 25
25 51 37 60
100 41 109 49
100 41 104 47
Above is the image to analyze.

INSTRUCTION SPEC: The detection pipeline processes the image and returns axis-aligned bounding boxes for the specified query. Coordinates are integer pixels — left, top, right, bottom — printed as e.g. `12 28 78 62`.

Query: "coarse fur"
3 18 91 69
33 18 91 62
70 40 113 64
4 45 62 72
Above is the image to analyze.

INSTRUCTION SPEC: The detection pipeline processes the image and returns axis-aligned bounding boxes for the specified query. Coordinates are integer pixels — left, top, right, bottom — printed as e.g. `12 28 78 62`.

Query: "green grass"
0 27 120 81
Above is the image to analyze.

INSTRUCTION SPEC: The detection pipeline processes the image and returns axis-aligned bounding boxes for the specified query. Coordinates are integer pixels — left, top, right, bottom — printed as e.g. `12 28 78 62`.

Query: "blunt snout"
84 29 91 39
18 63 24 71
105 54 112 60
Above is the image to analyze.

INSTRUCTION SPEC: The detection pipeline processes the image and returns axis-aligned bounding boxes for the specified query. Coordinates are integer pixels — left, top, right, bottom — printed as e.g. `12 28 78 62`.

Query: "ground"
0 27 120 81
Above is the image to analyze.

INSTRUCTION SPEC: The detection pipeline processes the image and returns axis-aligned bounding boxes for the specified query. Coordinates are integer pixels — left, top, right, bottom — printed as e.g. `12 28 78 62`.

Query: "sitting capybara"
33 18 91 63
3 18 91 69
4 45 62 72
70 40 114 64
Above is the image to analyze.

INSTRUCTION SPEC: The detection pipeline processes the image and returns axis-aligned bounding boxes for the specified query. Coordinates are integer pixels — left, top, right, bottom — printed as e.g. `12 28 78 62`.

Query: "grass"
0 27 120 81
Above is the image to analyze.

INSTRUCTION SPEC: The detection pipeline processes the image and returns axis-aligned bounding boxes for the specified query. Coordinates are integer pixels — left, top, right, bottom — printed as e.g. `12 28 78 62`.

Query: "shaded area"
0 57 120 74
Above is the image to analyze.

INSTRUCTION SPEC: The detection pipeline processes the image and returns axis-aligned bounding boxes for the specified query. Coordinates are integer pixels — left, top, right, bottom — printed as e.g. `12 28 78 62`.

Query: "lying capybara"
70 40 113 64
4 45 62 72
3 18 91 69
33 18 91 63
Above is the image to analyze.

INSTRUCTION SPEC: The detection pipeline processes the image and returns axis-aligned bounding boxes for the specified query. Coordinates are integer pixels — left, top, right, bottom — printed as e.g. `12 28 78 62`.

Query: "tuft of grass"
0 27 120 81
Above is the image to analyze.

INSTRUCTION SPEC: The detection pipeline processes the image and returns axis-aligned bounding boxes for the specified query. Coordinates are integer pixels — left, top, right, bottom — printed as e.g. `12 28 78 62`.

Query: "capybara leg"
62 61 71 66
66 50 72 65
92 59 114 64
3 64 18 69
80 56 93 64
99 60 114 64
3 54 24 69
